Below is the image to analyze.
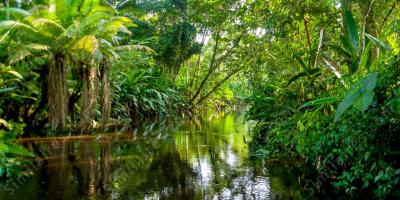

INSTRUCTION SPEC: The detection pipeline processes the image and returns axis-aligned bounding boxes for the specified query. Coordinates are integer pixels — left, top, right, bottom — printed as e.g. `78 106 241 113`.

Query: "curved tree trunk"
48 54 68 130
101 59 111 125
81 65 98 131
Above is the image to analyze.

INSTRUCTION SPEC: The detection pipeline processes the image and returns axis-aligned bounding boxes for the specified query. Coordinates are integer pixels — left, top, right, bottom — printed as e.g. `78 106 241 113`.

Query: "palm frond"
32 18 65 38
0 7 31 19
115 45 155 54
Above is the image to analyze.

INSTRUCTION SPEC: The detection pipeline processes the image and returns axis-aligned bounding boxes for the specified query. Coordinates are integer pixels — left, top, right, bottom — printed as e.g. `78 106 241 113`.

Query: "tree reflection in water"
1 112 305 200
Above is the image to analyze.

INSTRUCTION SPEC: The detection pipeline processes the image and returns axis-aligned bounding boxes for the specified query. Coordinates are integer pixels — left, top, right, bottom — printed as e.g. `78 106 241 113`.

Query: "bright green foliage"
248 56 400 198
0 0 399 198
0 65 34 177
113 68 184 120
343 9 360 57
245 0 400 198
0 129 34 178
335 72 377 122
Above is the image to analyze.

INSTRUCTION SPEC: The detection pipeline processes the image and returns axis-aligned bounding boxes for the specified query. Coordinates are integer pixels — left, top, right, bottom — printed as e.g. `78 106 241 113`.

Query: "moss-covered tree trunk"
81 65 98 131
101 59 111 125
48 54 68 130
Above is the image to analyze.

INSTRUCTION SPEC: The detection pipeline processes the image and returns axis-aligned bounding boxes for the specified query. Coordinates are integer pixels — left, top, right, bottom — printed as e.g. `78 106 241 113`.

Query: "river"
0 112 306 200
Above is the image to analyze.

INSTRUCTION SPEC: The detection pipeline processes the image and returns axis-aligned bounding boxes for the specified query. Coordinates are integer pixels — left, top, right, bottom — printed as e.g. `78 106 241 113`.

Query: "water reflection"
0 112 305 200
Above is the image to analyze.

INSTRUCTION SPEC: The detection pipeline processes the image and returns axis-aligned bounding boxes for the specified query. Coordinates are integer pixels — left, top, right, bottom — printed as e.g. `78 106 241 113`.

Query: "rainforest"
0 0 399 199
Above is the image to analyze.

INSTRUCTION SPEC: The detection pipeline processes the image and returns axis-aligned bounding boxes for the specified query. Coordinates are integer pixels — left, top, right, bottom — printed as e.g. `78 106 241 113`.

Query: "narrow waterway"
0 112 306 200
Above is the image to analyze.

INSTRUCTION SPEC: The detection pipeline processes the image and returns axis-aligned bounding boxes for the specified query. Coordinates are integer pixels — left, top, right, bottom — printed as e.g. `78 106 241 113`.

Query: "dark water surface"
0 112 305 200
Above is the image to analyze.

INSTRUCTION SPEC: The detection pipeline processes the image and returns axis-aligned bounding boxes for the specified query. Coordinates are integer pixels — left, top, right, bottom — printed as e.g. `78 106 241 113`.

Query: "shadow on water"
0 112 310 200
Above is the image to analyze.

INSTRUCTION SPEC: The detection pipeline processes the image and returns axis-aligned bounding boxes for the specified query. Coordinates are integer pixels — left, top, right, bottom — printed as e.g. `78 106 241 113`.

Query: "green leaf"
7 144 33 157
0 143 9 153
300 97 338 108
0 87 17 93
0 7 31 19
32 18 65 38
286 72 308 86
0 20 35 32
0 118 11 129
365 33 392 51
343 9 359 55
335 72 377 122
362 72 378 91
359 42 373 70
329 43 352 58
294 54 308 71
0 30 10 43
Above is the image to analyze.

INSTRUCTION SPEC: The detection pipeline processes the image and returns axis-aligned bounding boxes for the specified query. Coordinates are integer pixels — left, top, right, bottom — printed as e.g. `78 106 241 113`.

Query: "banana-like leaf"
343 9 359 55
335 72 377 122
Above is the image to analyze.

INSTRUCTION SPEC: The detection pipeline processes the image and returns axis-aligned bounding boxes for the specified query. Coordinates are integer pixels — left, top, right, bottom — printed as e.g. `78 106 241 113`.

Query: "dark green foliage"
247 46 400 199
112 68 185 120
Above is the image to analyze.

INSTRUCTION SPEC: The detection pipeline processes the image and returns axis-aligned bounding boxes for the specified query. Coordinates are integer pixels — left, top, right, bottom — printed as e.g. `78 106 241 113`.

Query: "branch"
190 31 245 104
189 31 221 103
195 52 256 106
313 29 324 68
361 0 375 54
214 31 245 67
194 66 245 106
380 0 398 29
189 28 208 88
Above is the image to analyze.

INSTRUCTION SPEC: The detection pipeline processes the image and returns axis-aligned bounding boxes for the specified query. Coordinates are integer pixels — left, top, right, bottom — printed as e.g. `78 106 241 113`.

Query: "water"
0 112 305 200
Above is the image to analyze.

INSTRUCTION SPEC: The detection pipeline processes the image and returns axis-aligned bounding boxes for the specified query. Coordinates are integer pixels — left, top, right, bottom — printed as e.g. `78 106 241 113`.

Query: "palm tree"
0 0 134 130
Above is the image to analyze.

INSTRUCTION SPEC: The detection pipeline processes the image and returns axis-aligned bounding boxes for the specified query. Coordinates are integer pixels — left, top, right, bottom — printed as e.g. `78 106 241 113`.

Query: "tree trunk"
364 1 379 59
195 49 256 106
190 31 244 104
190 31 221 104
195 65 245 106
48 54 68 130
189 29 207 89
81 65 98 131
101 59 111 125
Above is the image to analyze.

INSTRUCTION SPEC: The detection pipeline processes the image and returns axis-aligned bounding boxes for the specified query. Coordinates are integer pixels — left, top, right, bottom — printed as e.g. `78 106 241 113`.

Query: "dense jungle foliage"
0 0 399 199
